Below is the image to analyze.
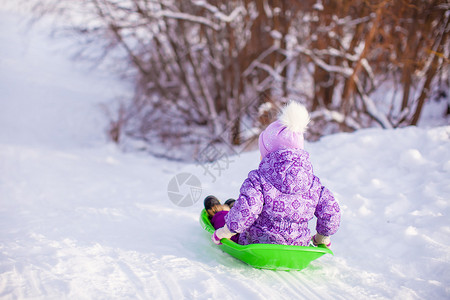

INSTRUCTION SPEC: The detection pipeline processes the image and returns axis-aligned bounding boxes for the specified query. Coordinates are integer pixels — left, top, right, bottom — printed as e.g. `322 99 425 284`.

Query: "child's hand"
212 232 223 245
212 225 236 245
312 234 331 248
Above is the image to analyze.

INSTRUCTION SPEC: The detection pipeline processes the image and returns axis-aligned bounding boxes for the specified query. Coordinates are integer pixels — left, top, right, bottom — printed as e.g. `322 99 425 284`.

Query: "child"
224 199 235 208
204 196 238 243
212 101 341 247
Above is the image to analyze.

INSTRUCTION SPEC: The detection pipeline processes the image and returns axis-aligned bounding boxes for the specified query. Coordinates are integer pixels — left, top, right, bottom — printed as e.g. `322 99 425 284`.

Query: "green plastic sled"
200 210 333 271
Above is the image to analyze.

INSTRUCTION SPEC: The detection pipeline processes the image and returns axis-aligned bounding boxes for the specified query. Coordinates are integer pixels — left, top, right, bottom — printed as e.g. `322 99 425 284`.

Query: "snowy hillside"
1 9 450 300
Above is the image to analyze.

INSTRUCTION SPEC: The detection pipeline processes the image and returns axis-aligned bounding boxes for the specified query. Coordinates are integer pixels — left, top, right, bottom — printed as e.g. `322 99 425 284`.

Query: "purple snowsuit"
225 149 340 246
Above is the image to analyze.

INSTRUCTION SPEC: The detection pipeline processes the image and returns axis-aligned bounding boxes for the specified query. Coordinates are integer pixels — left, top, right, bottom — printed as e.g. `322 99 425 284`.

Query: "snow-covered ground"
1 9 450 300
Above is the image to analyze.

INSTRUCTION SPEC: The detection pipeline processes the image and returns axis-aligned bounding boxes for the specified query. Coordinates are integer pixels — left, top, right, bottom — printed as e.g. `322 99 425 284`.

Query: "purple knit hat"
258 102 310 158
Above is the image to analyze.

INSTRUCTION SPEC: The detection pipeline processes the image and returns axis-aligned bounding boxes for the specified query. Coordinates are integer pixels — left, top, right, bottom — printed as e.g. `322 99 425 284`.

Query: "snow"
313 1 324 11
1 8 450 300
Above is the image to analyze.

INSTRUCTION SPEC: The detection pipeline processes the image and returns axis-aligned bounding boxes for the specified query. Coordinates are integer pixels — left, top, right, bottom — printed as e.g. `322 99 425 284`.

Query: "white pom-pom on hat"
279 101 310 134
258 101 311 158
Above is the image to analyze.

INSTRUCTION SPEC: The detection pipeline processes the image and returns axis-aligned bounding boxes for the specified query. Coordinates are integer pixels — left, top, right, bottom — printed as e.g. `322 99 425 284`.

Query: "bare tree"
27 0 449 159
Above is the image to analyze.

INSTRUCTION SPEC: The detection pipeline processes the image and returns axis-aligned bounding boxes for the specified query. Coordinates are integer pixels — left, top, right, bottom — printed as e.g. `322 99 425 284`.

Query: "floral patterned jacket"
225 149 340 246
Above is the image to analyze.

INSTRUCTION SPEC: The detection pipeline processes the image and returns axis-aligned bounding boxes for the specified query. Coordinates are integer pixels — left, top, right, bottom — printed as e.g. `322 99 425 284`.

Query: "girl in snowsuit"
212 102 341 247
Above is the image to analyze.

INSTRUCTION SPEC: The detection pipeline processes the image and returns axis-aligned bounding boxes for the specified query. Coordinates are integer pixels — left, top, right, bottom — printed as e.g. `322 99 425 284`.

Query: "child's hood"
258 148 314 195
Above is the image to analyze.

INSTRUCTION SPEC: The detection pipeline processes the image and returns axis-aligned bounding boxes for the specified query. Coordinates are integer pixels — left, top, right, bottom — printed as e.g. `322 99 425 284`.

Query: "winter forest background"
1 1 450 298
21 0 449 160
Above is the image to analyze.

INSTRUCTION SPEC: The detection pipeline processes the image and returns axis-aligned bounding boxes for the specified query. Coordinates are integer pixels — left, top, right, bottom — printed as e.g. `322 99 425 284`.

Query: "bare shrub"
27 0 449 160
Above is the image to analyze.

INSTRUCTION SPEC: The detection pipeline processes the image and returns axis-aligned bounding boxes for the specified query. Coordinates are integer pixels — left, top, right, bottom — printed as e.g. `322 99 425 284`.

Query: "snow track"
1 129 449 299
